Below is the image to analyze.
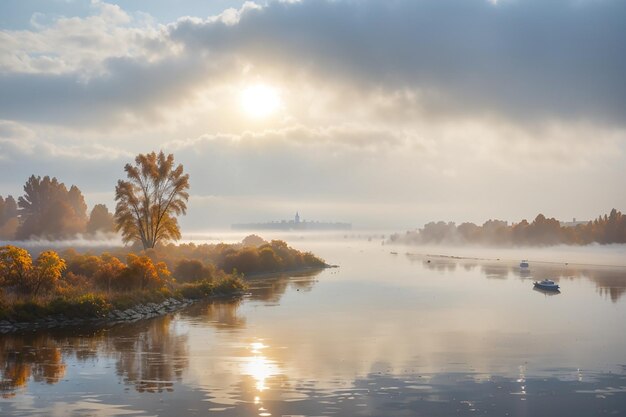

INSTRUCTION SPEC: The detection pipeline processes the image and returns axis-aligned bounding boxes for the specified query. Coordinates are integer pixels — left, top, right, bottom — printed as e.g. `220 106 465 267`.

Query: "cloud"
0 52 234 127
2 0 625 130
0 0 207 128
169 0 626 126
0 120 36 159
0 120 133 197
0 1 144 75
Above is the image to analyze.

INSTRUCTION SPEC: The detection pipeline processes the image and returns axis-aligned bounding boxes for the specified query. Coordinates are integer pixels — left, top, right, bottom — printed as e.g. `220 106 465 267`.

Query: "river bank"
0 266 334 334
0 292 245 334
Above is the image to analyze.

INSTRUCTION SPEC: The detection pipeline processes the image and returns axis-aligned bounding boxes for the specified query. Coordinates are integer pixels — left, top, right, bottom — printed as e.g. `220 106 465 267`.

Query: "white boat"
533 279 560 291
520 260 529 268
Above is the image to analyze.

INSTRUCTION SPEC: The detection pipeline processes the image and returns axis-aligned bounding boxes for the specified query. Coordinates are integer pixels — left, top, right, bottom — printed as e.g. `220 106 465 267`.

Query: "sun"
240 84 282 119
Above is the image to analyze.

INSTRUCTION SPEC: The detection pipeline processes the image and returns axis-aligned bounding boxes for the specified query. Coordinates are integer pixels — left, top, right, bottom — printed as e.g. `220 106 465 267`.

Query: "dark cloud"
170 0 626 125
0 53 224 127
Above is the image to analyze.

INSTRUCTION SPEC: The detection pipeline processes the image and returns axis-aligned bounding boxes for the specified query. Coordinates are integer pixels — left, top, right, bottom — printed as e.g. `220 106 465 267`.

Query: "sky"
0 0 625 231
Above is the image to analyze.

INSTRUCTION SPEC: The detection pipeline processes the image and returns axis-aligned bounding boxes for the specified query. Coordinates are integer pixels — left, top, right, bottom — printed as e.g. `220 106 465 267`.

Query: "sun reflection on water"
241 341 281 416
517 364 527 397
242 341 280 392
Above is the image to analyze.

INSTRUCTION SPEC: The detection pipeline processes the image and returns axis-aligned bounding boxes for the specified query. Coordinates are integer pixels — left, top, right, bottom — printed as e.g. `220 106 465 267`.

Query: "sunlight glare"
242 342 279 392
240 84 282 119
243 354 278 391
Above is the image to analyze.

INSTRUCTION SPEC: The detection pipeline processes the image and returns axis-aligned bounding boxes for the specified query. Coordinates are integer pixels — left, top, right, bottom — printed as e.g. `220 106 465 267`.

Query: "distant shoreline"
388 243 626 269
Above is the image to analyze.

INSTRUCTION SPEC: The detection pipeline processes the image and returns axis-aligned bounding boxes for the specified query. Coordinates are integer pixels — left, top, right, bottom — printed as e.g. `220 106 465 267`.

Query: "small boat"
520 260 529 268
533 279 560 291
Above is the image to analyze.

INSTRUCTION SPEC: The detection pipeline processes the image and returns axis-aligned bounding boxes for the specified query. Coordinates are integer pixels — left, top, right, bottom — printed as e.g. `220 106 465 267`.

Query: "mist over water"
0 234 122 249
4 227 626 268
179 229 626 267
396 243 626 267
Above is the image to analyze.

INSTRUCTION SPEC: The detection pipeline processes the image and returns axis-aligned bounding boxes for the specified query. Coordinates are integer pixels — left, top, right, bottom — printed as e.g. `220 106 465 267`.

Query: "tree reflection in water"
245 270 320 303
183 299 247 330
0 334 67 396
108 316 189 393
0 316 192 396
0 271 322 398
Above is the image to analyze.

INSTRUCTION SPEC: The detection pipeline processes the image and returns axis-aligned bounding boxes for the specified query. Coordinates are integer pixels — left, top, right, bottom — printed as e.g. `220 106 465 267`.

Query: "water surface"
1 239 625 416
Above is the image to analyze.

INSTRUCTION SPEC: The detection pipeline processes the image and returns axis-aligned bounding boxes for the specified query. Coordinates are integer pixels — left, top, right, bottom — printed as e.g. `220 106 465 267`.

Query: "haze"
1 0 625 231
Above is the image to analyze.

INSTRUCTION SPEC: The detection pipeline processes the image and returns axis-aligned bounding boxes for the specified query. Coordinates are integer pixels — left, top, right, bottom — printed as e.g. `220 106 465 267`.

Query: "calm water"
1 238 626 416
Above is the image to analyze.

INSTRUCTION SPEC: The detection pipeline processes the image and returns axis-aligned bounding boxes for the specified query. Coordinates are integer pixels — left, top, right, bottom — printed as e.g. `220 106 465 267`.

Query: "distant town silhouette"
232 212 351 231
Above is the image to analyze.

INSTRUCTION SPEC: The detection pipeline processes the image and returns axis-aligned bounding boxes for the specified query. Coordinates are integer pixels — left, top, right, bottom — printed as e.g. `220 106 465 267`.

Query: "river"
1 236 625 416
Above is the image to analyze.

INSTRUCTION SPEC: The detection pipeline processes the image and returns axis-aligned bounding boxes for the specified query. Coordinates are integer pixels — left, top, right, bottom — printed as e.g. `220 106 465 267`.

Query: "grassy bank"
0 235 325 324
0 275 247 322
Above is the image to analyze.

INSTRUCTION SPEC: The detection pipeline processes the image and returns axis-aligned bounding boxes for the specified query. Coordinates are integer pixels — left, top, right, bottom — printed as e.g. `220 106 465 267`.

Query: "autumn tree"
30 251 66 297
0 245 33 288
242 234 267 247
67 185 88 228
16 176 88 239
114 151 189 249
0 195 19 239
86 204 115 234
93 254 126 293
173 259 214 282
123 254 169 290
65 254 103 278
526 214 562 246
0 195 18 224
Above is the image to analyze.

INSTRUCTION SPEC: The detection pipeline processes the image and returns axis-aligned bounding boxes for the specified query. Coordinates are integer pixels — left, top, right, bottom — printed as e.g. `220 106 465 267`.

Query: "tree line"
0 176 115 240
0 151 189 248
389 209 626 246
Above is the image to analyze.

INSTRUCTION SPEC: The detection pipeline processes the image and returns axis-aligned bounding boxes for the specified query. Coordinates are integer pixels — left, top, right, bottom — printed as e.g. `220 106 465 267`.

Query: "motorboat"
520 260 529 268
533 279 560 291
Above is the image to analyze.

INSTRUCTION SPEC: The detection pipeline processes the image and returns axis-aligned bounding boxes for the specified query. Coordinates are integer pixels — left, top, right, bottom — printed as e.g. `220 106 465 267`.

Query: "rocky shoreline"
0 296 213 334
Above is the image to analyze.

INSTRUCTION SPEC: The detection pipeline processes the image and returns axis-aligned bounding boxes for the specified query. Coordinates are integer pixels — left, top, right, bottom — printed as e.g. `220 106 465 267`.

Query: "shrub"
10 300 48 321
242 234 267 247
93 254 125 292
174 259 214 282
109 289 168 311
49 294 111 318
179 280 214 299
0 245 33 290
0 296 9 320
65 254 103 278
214 274 247 295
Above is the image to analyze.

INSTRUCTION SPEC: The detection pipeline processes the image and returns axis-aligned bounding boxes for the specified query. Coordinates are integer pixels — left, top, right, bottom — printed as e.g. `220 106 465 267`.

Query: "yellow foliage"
31 251 66 297
114 151 189 249
0 245 33 288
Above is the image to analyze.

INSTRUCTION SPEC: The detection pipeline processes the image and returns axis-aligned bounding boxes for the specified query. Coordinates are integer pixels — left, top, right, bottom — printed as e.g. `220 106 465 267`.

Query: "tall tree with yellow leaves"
114 151 190 249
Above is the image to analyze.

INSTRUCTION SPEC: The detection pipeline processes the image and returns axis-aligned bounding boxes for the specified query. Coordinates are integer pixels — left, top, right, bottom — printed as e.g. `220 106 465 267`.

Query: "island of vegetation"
390 210 626 246
0 152 328 330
